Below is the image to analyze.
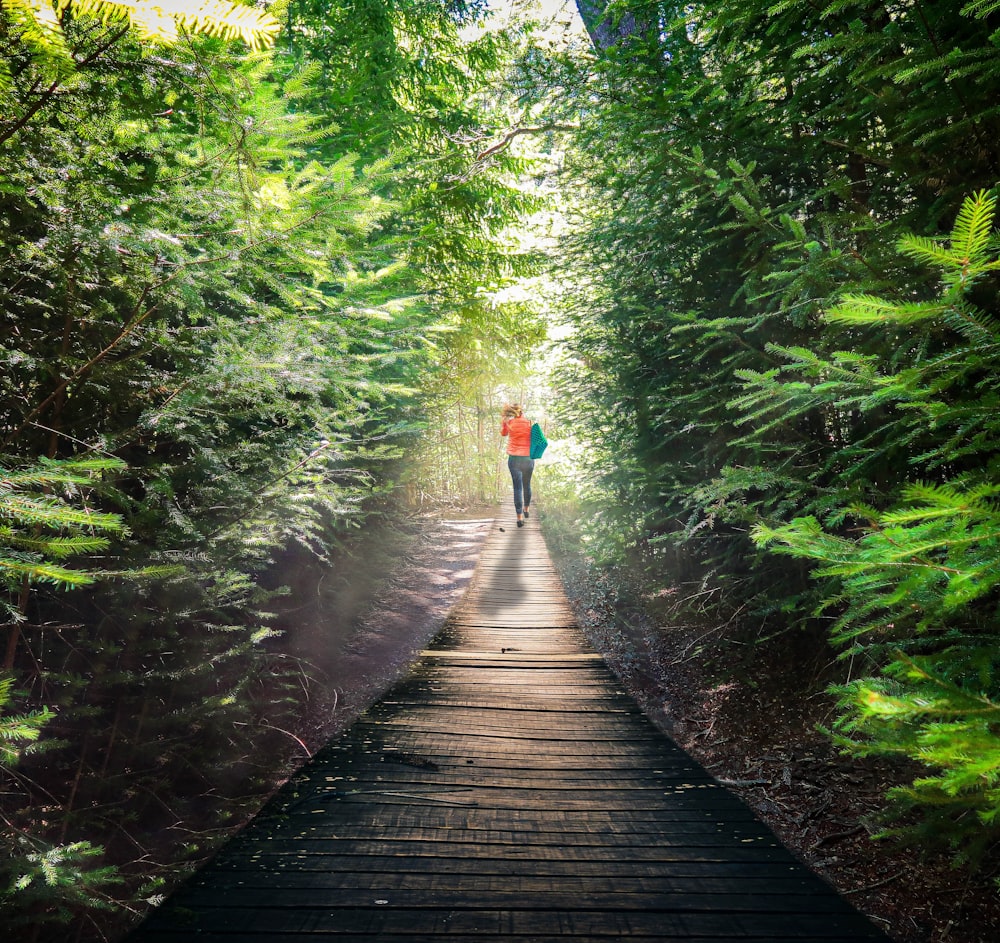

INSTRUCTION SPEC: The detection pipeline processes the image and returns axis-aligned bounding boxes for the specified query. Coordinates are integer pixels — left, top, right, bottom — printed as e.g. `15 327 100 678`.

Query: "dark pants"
507 455 535 516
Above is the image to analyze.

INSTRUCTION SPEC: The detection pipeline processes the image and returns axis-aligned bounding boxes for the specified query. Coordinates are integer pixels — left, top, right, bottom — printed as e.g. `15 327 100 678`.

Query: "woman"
500 403 534 528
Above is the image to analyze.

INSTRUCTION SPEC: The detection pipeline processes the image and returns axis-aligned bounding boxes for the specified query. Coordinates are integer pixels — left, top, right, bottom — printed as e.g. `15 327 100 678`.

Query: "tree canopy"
3 0 1000 936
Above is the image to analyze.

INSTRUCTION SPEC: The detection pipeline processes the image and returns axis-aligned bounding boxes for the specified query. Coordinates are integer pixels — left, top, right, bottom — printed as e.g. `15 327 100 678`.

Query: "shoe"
517 520 524 528
523 509 529 519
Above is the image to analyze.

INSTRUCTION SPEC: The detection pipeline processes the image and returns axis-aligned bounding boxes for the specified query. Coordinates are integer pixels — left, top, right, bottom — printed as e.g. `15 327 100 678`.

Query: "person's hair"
501 403 523 419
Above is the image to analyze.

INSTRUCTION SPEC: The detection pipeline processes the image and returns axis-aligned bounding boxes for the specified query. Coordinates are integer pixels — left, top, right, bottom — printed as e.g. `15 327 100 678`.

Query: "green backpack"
529 422 548 460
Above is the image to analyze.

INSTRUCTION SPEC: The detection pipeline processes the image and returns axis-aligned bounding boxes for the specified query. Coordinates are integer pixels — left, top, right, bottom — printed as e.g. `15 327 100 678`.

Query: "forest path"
128 515 890 942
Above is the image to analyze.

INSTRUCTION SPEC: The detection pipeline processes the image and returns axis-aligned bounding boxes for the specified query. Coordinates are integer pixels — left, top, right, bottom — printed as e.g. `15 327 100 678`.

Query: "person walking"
500 403 534 528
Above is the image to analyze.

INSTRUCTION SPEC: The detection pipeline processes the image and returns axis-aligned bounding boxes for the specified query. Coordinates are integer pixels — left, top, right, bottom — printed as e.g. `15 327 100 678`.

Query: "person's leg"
508 456 524 521
521 458 535 517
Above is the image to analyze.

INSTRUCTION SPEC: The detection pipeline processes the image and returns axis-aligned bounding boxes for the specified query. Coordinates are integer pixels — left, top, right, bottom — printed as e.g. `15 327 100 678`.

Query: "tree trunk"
574 0 650 53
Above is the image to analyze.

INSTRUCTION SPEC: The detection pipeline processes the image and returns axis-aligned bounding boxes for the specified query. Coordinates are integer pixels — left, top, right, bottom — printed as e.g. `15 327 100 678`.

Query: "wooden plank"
312 750 714 772
189 872 830 896
209 840 791 863
134 906 889 939
256 807 763 831
223 828 784 852
268 768 720 789
208 856 808 880
171 886 865 914
128 514 891 943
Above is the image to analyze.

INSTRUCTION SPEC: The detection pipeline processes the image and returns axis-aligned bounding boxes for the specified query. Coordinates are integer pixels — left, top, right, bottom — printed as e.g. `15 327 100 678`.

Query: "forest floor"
322 506 1000 943
114 511 495 943
285 509 495 753
548 553 1000 943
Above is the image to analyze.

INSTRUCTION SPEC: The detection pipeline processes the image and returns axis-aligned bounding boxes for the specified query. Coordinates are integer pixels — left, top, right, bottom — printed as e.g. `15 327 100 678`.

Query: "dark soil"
547 552 1000 943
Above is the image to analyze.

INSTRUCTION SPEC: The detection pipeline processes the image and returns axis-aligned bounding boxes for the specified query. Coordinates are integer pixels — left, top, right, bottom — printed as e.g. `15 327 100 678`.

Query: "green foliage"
2 838 122 930
747 193 1000 855
830 652 1000 860
754 481 1000 649
0 675 54 765
1 2 541 938
0 28 422 918
1 457 126 612
1 679 114 935
278 0 549 506
545 0 1000 868
0 0 279 79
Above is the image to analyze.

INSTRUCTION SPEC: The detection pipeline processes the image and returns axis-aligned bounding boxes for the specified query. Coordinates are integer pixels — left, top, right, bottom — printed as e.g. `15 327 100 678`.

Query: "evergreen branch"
891 652 1000 716
826 294 948 325
0 533 112 557
961 1 1000 16
949 189 996 277
0 497 121 531
201 440 334 541
821 139 892 169
25 423 120 460
0 26 131 148
2 282 157 448
911 2 995 167
4 204 332 449
0 559 98 586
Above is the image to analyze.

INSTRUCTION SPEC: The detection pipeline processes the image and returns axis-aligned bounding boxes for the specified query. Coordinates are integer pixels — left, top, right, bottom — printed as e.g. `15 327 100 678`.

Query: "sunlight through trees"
3 1 1000 937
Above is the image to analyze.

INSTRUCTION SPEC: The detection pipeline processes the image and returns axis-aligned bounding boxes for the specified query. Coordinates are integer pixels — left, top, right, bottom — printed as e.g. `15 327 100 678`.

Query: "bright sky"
480 0 588 43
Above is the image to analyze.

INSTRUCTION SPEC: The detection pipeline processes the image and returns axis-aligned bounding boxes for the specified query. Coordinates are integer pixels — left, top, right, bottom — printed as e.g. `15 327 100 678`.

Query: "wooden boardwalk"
130 518 892 942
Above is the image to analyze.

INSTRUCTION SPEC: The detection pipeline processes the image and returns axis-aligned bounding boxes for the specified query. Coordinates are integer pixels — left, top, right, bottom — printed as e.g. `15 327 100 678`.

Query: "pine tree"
752 192 1000 857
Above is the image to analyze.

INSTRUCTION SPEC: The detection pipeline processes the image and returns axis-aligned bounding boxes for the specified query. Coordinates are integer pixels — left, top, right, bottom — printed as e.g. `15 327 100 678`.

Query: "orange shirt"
501 415 532 456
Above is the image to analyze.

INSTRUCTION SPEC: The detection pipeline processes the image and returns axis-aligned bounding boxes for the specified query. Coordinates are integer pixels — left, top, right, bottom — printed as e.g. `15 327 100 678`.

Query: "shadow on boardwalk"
128 517 893 942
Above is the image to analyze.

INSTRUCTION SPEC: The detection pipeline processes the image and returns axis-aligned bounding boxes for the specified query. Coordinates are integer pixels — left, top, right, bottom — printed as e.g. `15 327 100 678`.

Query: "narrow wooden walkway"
130 518 892 942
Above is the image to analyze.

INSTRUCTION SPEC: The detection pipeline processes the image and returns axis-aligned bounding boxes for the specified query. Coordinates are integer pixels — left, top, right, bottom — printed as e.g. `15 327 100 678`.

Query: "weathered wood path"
130 518 891 942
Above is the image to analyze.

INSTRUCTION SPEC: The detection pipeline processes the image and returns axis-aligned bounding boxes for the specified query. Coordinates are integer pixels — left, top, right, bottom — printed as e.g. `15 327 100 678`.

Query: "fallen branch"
810 825 865 851
233 720 312 757
843 870 905 894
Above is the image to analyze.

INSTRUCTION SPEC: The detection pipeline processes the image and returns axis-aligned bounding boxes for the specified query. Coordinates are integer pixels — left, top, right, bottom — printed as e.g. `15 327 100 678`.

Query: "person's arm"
501 419 510 437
